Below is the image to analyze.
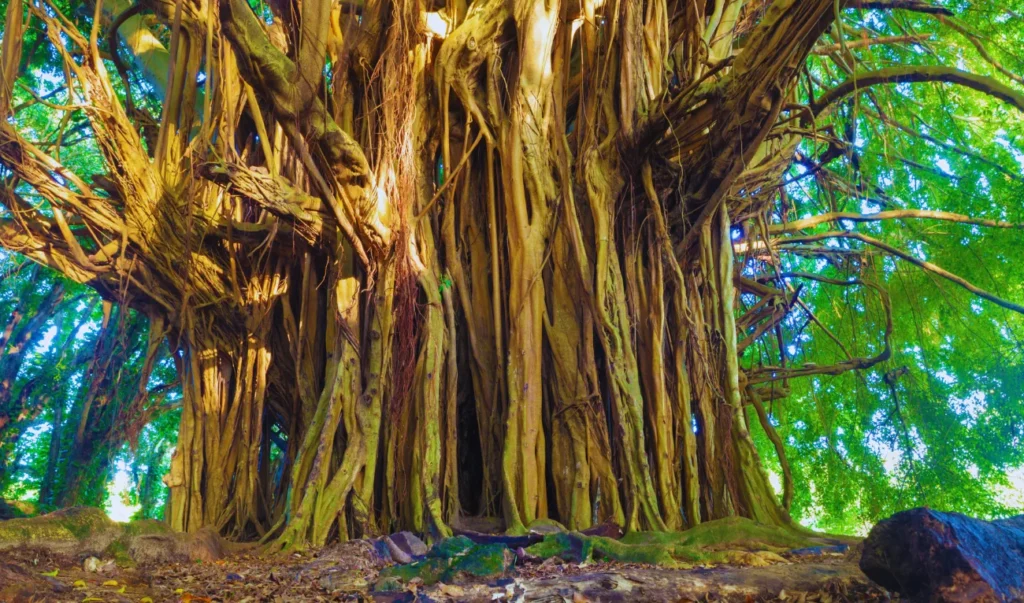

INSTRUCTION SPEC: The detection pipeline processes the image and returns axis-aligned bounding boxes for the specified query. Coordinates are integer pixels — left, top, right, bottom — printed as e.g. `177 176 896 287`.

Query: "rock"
83 556 101 572
374 536 515 591
860 507 1024 602
527 518 566 535
384 537 414 564
370 538 393 561
388 531 428 558
581 522 624 539
99 560 117 574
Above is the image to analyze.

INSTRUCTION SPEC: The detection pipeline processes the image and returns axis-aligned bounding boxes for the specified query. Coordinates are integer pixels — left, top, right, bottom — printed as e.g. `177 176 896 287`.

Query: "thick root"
526 517 851 568
0 507 231 565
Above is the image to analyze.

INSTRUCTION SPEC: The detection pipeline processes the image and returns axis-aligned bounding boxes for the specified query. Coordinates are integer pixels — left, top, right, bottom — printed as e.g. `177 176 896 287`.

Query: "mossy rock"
375 537 514 590
427 534 476 558
527 518 567 534
443 543 514 581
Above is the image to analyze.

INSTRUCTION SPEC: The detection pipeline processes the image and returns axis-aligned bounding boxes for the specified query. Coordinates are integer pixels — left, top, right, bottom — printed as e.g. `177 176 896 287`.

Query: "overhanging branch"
846 1 954 16
782 231 1024 314
810 66 1024 116
770 210 1024 234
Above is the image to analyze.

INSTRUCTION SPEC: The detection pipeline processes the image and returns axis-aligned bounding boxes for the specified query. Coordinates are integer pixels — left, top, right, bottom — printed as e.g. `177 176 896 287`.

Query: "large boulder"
860 507 1024 602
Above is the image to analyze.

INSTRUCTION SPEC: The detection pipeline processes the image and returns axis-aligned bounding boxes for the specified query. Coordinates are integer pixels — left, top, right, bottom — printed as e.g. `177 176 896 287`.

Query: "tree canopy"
0 0 1022 544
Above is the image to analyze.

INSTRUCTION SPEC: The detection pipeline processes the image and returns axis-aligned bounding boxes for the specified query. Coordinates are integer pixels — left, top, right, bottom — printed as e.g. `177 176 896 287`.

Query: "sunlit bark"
3 0 1021 546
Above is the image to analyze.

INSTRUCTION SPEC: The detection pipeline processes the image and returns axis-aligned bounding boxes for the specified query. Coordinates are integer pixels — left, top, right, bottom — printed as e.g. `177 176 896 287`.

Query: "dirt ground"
0 541 892 602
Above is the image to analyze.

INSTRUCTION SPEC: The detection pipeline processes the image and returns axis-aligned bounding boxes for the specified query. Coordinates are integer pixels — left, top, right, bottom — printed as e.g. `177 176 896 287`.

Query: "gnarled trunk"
2 0 932 548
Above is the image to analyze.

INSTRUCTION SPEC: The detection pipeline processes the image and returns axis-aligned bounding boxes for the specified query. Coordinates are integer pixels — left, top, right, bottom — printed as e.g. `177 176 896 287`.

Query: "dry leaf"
437 583 465 597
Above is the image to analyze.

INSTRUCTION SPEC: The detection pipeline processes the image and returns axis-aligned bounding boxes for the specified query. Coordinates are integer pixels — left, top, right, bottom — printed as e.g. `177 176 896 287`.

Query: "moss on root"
0 507 116 551
0 507 224 567
526 517 823 567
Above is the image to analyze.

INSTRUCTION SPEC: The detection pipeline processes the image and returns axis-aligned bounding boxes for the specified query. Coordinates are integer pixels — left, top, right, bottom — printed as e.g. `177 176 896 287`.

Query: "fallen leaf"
140 598 153 603
74 580 88 589
118 585 127 594
437 583 465 597
40 568 59 577
82 598 105 602
174 589 184 595
102 580 118 587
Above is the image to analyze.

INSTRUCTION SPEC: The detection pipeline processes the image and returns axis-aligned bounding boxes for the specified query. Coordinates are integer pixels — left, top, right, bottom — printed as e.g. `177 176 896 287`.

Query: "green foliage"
743 4 1024 533
0 252 180 518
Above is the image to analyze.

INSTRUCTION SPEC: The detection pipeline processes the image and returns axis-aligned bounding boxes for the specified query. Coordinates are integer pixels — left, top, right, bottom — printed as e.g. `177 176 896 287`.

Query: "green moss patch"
527 517 818 568
375 536 514 590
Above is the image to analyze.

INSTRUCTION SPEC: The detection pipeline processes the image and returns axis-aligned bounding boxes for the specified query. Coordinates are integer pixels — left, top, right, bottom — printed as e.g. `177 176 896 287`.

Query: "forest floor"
0 539 890 602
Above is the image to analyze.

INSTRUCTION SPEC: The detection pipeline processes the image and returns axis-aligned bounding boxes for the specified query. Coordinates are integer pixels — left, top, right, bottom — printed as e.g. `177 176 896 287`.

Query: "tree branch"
811 66 1024 116
770 209 1024 234
783 231 1024 314
846 1 954 16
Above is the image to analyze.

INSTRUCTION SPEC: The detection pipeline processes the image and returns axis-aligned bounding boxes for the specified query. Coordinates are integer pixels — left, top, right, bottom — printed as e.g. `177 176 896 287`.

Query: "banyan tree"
2 0 1023 547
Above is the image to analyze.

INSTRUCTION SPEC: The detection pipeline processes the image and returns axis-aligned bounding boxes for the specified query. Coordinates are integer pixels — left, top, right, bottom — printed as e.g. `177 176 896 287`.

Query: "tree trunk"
38 398 63 507
0 0 872 547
